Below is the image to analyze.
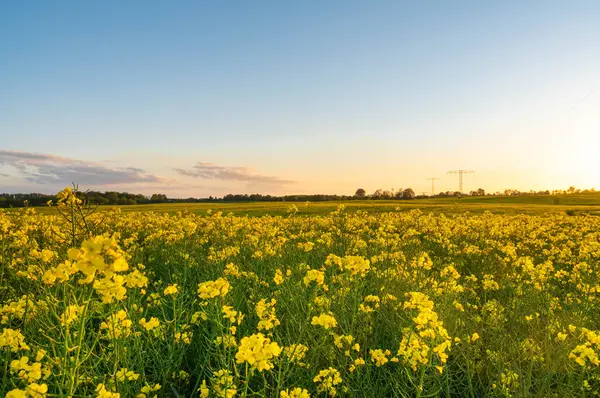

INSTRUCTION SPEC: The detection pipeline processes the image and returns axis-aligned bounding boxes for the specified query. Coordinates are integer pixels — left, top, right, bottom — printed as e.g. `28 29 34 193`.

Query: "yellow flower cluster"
284 344 309 364
311 313 337 330
42 236 145 304
0 328 30 351
313 367 342 396
1 296 40 324
198 278 230 299
116 367 140 382
370 349 392 366
96 383 120 398
10 356 43 383
100 310 132 339
7 383 48 398
211 369 237 398
569 328 600 366
235 332 282 371
139 317 160 331
163 283 179 296
59 304 85 326
255 298 280 331
397 292 451 371
325 254 371 277
303 269 325 287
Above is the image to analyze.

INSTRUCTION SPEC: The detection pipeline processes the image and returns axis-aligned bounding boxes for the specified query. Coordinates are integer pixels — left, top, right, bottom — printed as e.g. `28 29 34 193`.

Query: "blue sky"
1 1 599 196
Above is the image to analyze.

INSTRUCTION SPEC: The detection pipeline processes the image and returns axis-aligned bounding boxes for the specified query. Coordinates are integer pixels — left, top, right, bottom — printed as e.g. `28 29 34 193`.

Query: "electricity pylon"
447 170 474 193
426 177 440 196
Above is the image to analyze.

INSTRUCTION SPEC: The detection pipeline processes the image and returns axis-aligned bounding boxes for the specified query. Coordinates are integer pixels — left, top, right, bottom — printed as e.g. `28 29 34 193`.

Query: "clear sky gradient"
1 1 599 197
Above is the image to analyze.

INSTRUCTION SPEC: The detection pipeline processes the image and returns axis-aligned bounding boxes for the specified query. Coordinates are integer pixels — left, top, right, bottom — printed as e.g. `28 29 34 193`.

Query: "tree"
402 188 415 200
355 188 366 198
150 194 168 203
372 189 387 199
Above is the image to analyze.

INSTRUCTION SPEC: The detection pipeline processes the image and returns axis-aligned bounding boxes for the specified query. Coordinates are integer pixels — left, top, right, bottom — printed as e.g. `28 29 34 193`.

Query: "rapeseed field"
1 188 600 397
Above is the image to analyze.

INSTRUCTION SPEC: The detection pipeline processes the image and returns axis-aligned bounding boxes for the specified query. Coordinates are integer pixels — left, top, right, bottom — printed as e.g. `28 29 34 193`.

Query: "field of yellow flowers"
1 188 600 397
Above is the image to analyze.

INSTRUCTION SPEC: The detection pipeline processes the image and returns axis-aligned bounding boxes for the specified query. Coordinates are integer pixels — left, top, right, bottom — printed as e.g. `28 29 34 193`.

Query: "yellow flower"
27 383 48 398
6 389 27 398
280 387 310 398
198 379 209 398
0 328 30 352
370 349 391 367
569 344 600 367
273 269 285 285
235 333 282 371
198 278 230 299
163 284 179 296
116 367 140 382
256 298 280 331
139 317 160 331
311 314 337 329
215 335 237 348
100 310 132 339
304 269 325 287
60 304 85 326
175 331 192 344
96 383 120 398
35 349 46 362
138 383 161 398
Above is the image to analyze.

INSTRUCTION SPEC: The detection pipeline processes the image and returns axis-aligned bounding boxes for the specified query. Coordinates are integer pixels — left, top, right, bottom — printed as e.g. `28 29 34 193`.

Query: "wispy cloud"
175 162 295 186
0 150 168 185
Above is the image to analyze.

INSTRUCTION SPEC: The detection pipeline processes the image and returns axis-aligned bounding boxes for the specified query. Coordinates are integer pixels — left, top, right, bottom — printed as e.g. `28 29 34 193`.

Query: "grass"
10 192 600 217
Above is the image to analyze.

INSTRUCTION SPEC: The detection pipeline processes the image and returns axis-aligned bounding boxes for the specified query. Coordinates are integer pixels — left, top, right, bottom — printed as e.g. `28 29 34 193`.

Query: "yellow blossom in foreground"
26 383 48 398
236 333 282 371
163 284 179 296
311 314 337 329
6 389 27 398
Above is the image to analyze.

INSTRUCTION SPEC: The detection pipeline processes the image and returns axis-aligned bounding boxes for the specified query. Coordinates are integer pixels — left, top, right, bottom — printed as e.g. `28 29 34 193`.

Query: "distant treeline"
0 186 595 208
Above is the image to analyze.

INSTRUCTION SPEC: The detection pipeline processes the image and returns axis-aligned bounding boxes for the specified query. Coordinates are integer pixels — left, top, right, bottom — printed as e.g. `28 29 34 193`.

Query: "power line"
426 177 440 196
447 170 474 193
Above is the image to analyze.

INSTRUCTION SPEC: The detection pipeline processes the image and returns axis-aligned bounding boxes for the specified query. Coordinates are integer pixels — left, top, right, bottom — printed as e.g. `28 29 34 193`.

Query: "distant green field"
7 192 600 217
